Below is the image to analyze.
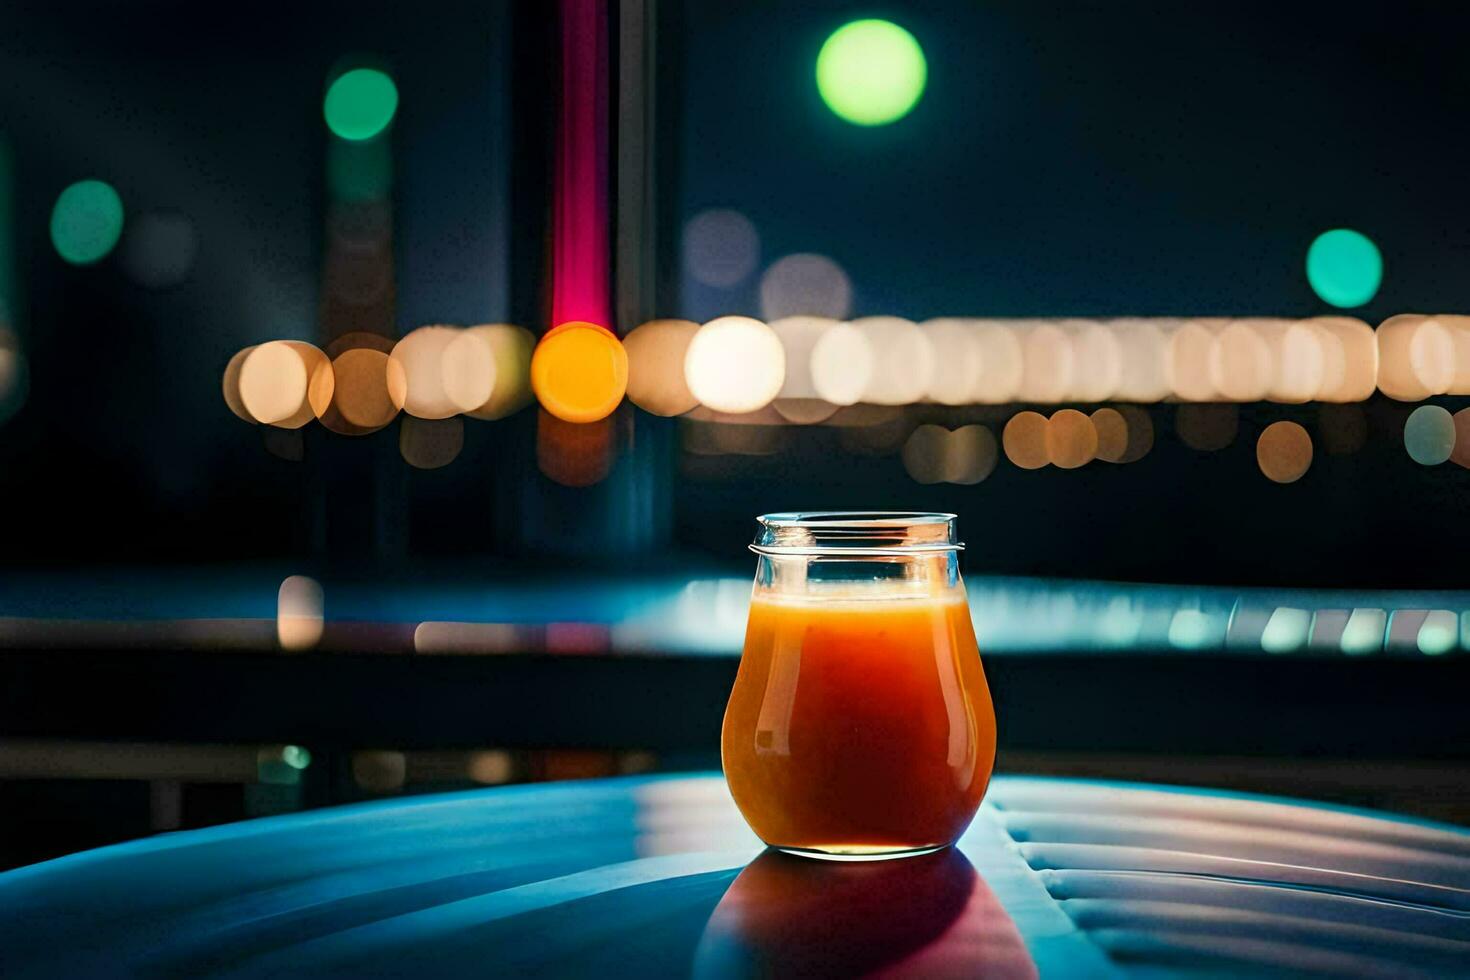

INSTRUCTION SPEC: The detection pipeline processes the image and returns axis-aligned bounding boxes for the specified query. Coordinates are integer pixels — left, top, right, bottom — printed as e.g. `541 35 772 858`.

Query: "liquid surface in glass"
723 586 995 857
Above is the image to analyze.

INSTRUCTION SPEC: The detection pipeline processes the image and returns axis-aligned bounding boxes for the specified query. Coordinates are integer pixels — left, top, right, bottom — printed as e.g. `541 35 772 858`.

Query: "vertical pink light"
551 0 612 333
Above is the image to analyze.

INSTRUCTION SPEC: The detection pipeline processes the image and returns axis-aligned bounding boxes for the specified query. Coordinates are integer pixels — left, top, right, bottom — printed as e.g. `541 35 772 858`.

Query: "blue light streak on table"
0 569 1465 656
2 775 1467 978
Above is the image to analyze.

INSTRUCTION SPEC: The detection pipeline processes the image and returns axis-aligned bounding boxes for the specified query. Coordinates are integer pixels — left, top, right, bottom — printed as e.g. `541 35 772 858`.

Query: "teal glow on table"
2 775 1468 978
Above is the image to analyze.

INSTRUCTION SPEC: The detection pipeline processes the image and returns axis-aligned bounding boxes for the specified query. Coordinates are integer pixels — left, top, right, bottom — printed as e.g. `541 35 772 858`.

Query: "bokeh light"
1002 411 1049 469
684 316 784 414
769 315 835 401
920 319 982 405
222 346 257 423
1016 322 1074 404
463 324 535 421
1451 408 1470 469
1209 321 1271 402
1063 319 1122 402
769 317 841 424
851 316 932 405
1442 314 1470 395
759 253 852 321
1167 318 1224 402
1260 607 1311 653
624 318 700 416
0 329 26 426
1312 316 1377 402
1256 318 1324 403
815 19 927 126
1111 318 1170 402
1045 409 1097 469
683 209 759 288
1256 420 1313 484
239 342 313 427
1403 404 1455 465
972 321 1023 403
441 328 498 414
277 575 323 652
391 325 462 420
324 68 399 142
50 179 124 265
810 322 873 406
1090 408 1128 463
901 424 948 484
1114 405 1154 463
948 425 998 483
1340 608 1386 655
321 348 406 434
1376 314 1454 402
530 321 628 424
1306 228 1381 308
400 416 464 469
1417 610 1458 656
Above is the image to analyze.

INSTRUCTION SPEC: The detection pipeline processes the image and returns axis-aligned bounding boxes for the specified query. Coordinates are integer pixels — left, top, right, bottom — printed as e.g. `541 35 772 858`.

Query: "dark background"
1 1 1469 870
0 1 1466 585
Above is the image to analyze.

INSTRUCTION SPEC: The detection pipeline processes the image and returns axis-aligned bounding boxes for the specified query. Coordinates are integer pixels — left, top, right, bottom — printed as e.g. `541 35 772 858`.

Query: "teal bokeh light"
816 19 927 126
50 179 124 266
1306 228 1381 308
1403 404 1454 465
324 68 399 142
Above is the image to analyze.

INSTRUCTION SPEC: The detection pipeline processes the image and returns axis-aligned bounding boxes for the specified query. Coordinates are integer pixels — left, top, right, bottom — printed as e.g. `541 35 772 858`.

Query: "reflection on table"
2 774 1467 978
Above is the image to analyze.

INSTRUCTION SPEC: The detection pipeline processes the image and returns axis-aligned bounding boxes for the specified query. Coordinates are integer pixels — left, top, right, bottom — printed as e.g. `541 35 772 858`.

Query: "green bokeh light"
1260 607 1310 653
816 19 927 126
1416 611 1457 656
1305 228 1381 308
324 68 399 142
283 745 313 770
1167 609 1224 650
50 179 124 266
1404 404 1454 465
1339 608 1385 655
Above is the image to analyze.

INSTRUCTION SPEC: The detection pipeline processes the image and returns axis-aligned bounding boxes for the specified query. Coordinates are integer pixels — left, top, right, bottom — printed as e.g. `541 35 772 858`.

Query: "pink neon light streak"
551 0 612 333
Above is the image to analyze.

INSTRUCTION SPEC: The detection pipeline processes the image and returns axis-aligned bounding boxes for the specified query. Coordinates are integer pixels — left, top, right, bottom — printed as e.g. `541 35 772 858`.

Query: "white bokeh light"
1377 314 1455 402
1111 318 1171 402
441 328 498 414
392 325 463 419
921 319 983 405
809 322 874 406
1062 318 1122 402
684 316 786 413
1016 321 1074 404
769 315 838 400
852 316 934 405
1167 318 1224 402
1209 320 1272 402
1313 317 1376 403
971 321 1023 404
1252 318 1324 403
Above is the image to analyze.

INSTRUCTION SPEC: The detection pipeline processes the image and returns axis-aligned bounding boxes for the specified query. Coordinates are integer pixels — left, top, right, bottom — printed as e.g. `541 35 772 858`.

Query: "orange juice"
722 590 995 856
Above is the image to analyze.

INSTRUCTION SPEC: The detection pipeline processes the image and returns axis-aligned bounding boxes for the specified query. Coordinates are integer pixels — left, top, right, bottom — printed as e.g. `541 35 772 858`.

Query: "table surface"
2 775 1468 979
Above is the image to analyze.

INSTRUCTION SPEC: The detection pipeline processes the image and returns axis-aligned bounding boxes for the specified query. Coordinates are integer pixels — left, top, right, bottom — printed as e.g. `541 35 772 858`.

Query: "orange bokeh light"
531 321 628 423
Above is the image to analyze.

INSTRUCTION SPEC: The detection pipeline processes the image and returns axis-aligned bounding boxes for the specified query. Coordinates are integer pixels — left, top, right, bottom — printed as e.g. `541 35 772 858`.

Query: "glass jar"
722 512 995 859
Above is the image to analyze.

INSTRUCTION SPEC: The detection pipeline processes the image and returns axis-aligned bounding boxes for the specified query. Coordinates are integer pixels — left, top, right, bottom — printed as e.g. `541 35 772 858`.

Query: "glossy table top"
2 775 1468 978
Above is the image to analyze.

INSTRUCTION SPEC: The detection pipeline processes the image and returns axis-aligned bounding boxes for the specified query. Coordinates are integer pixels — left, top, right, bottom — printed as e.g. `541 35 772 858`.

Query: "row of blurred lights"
229 314 1468 432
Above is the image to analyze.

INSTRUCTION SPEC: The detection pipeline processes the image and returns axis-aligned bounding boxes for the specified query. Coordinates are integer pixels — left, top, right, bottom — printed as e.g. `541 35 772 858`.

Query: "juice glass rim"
750 511 964 556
